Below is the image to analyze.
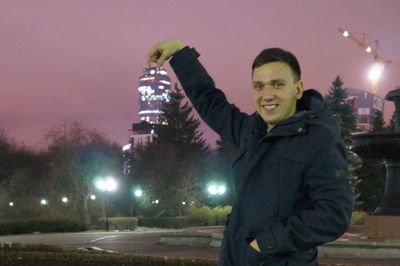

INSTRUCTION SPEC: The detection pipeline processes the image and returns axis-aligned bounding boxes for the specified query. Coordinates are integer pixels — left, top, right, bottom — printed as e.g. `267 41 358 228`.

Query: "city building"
138 67 171 124
346 88 385 131
122 67 171 175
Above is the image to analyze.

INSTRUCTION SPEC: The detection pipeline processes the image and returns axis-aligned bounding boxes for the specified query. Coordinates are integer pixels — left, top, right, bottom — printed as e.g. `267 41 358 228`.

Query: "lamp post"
95 176 117 231
207 182 226 207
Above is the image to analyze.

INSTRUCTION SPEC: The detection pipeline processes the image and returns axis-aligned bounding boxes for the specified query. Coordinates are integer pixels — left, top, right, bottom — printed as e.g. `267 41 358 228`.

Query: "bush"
0 218 88 235
187 206 215 226
97 217 138 231
351 211 367 225
139 217 190 229
213 206 232 225
187 206 231 226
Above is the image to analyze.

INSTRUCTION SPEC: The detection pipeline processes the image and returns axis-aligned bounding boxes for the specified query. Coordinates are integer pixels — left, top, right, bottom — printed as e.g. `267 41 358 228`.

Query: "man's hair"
252 48 301 81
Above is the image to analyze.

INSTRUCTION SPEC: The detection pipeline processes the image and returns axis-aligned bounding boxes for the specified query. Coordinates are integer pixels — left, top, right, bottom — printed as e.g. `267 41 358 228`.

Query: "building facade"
346 88 385 131
122 67 171 175
138 67 171 124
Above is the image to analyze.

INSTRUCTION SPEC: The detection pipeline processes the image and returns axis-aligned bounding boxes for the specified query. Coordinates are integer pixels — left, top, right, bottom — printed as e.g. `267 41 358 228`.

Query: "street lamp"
9 202 14 207
40 199 48 205
95 176 118 231
62 197 68 203
134 189 143 198
90 194 96 200
207 182 226 207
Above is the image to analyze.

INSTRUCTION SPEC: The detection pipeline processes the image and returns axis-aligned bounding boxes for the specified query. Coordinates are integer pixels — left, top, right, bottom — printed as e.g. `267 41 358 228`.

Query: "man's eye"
253 84 262 90
274 83 284 88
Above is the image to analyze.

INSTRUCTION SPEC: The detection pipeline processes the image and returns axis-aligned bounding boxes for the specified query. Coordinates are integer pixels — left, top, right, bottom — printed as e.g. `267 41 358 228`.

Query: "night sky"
1 0 399 149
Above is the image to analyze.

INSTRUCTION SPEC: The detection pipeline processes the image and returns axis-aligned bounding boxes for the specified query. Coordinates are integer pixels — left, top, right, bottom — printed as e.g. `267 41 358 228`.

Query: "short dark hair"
252 48 301 81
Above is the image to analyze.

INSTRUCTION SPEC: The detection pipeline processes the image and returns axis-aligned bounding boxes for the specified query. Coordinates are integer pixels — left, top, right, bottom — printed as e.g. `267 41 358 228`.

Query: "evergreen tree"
325 76 357 141
386 111 396 132
371 110 385 132
133 83 209 217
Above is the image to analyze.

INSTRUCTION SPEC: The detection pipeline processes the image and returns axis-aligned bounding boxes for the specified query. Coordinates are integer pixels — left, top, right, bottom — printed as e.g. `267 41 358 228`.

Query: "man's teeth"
264 105 277 110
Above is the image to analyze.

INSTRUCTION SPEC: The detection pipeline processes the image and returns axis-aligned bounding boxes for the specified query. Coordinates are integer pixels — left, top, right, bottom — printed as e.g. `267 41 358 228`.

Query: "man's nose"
261 91 275 102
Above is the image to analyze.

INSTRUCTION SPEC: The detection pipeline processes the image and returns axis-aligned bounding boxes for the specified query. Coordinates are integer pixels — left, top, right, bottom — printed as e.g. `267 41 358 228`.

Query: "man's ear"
295 81 304 99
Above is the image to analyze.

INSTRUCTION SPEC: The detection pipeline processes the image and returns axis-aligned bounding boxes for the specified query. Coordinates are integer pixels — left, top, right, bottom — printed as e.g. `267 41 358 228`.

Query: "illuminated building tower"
138 67 171 124
122 67 171 176
346 88 385 131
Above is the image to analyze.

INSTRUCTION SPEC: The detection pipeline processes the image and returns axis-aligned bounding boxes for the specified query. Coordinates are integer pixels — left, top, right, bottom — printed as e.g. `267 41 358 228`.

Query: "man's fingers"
156 52 169 67
147 46 160 67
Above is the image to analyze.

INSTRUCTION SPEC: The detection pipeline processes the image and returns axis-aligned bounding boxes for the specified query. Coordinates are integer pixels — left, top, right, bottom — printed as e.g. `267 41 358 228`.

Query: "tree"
386 111 396 132
133 84 209 216
205 137 238 207
44 121 122 223
371 110 385 132
325 76 357 141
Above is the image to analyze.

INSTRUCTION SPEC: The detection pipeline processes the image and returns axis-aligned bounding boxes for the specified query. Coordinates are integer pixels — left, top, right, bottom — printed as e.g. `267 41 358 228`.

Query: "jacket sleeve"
169 46 251 149
255 132 354 255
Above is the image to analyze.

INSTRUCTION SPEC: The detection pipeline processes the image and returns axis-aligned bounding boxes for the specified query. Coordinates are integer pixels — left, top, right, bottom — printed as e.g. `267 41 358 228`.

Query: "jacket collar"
251 89 325 138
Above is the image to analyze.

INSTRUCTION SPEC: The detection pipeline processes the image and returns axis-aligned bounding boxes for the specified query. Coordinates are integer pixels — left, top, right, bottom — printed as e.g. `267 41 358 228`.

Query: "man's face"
252 62 303 130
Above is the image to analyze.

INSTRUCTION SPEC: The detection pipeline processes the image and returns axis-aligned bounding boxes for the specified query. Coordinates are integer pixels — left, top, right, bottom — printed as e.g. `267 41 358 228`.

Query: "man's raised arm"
147 39 251 149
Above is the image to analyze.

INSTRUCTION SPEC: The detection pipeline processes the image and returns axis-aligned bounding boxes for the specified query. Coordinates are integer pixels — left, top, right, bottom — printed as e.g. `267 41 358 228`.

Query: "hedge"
0 218 88 235
139 217 191 229
97 217 138 231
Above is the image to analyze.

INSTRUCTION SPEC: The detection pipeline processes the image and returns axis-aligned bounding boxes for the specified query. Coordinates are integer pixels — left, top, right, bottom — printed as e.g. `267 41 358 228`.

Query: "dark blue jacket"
170 47 353 266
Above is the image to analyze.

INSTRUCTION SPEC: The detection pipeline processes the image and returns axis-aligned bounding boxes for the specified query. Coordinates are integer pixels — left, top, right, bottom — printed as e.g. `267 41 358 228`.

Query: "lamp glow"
343 30 349 37
368 62 384 82
62 197 68 203
134 189 143 198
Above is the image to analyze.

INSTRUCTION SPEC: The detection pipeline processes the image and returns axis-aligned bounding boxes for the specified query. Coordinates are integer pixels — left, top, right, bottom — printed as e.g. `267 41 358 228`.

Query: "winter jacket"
170 47 354 266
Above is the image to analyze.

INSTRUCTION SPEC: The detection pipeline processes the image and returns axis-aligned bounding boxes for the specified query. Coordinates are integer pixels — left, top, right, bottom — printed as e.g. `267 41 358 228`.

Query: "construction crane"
338 26 391 95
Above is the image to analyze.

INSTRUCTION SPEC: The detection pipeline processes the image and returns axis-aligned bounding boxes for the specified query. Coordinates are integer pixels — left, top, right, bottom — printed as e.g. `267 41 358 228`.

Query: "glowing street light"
40 199 48 205
62 197 68 203
9 202 14 207
95 176 118 231
90 195 96 200
366 46 372 53
134 189 143 198
368 62 385 82
342 30 349 37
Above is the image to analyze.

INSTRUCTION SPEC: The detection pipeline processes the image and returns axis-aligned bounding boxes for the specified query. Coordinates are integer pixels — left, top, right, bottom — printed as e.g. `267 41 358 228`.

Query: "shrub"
187 206 215 226
0 218 88 235
97 217 138 231
351 211 367 225
139 217 190 229
213 206 231 225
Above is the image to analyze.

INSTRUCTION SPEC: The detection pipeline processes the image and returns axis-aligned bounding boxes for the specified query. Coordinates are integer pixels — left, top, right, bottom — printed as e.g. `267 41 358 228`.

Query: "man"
147 40 353 266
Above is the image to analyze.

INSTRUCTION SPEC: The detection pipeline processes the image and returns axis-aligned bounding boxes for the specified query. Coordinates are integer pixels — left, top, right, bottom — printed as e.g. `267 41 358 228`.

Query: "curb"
160 231 400 260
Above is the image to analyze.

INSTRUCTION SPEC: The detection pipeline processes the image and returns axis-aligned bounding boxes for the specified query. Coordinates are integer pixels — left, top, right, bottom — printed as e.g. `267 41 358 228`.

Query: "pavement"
1 227 400 265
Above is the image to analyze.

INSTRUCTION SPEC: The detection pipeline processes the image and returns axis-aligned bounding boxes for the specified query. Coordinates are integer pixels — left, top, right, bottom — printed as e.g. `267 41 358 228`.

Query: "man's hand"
250 239 261 252
147 39 185 67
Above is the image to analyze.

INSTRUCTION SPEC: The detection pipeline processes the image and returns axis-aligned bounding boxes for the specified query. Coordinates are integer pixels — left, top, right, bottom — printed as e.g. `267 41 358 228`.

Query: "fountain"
351 88 400 237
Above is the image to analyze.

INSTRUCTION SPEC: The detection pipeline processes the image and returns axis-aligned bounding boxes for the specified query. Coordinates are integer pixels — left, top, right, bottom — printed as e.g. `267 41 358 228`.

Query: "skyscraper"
138 67 171 124
122 67 171 175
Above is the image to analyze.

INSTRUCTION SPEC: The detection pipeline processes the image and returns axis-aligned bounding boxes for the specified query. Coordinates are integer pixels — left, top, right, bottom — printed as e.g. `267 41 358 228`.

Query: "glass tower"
138 67 171 125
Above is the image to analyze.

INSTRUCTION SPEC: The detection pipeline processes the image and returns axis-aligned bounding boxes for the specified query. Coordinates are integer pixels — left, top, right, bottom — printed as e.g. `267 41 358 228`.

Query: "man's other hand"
250 239 261 252
147 39 185 67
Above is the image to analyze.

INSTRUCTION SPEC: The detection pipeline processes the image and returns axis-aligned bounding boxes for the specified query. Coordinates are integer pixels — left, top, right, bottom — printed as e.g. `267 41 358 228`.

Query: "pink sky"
1 0 399 149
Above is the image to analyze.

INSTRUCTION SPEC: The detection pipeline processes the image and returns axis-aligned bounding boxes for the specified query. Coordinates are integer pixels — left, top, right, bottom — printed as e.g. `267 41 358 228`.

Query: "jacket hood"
297 89 340 135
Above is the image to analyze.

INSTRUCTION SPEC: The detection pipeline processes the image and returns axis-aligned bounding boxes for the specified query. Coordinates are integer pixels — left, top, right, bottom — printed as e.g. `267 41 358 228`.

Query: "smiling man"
147 40 353 266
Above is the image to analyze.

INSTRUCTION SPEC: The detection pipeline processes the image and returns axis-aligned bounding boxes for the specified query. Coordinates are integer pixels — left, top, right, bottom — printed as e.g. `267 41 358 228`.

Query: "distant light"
105 176 117 191
366 46 372 53
208 185 217 195
90 195 96 200
182 201 186 205
62 197 68 203
122 144 131 151
217 185 226 195
9 202 14 207
343 30 349 37
134 189 143 198
150 70 155 74
40 199 48 205
155 199 159 204
368 62 385 82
